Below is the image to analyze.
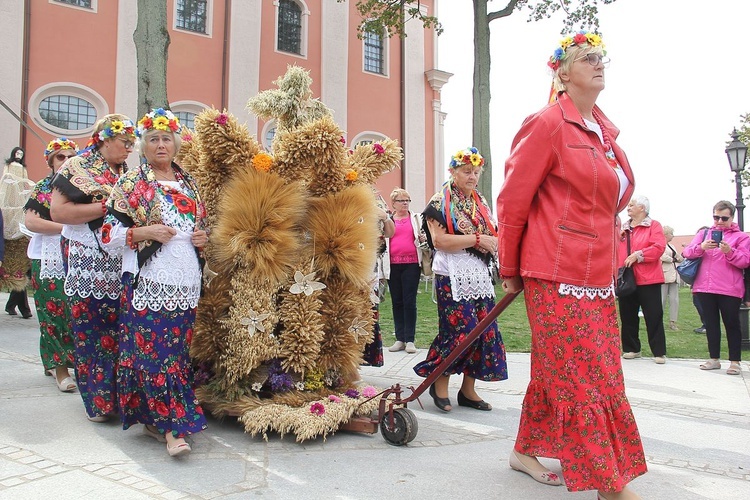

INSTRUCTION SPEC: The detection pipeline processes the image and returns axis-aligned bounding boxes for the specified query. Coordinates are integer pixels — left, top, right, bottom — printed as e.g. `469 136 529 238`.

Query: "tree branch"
487 0 520 22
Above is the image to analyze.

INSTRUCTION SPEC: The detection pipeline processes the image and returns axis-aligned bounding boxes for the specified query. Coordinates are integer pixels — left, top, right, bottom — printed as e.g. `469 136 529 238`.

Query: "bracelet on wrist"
474 233 481 249
126 227 137 250
100 199 107 216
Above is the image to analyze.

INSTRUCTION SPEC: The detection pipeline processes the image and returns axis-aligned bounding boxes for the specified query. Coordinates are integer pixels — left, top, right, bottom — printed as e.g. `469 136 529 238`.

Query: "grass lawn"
378 280 730 360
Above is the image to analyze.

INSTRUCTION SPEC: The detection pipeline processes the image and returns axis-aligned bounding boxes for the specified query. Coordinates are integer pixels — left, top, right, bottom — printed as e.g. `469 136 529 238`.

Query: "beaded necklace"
592 109 618 169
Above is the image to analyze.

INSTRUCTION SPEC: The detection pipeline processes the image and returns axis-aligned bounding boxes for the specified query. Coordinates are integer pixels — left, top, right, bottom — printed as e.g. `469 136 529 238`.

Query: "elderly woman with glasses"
103 108 208 457
386 188 425 354
50 114 136 423
24 138 79 392
497 32 645 499
414 147 507 413
683 200 750 376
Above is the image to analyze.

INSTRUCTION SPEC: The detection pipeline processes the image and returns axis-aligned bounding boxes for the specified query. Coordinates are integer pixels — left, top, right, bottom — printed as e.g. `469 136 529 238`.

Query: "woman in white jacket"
660 225 683 330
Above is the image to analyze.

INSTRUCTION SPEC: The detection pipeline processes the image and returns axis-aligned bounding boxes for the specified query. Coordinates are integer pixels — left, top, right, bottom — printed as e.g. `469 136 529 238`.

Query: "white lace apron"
40 233 65 280
131 192 201 312
558 282 616 300
446 251 495 301
63 224 123 299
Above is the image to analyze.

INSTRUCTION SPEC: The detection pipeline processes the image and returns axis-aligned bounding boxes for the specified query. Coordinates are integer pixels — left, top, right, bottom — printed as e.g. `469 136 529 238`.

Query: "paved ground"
1 291 749 499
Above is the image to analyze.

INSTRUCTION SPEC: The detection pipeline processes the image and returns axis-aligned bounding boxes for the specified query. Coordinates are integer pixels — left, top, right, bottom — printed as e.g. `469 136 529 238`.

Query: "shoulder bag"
676 229 708 285
615 232 637 297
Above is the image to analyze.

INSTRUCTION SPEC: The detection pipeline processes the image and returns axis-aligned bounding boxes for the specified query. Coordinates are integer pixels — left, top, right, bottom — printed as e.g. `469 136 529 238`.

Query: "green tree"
347 0 616 199
133 0 170 118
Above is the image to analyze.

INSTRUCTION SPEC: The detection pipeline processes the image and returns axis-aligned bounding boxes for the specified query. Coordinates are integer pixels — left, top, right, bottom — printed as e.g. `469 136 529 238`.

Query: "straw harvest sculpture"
182 66 402 441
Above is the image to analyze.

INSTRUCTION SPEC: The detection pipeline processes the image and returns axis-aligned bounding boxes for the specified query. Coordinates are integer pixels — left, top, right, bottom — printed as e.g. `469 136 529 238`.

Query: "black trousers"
388 263 421 343
5 290 31 316
693 293 706 328
696 292 742 361
619 283 666 357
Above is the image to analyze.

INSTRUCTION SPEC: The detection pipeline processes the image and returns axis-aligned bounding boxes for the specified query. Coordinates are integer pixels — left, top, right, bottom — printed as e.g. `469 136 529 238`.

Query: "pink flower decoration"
328 395 342 403
372 143 385 155
310 402 325 415
361 386 377 398
340 136 346 144
215 113 228 125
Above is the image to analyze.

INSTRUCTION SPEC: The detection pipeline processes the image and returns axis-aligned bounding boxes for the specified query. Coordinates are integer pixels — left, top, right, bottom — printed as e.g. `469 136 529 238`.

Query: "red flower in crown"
573 33 588 44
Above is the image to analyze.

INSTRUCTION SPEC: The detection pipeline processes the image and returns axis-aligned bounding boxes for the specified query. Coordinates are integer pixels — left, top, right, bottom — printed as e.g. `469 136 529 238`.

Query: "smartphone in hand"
711 230 723 243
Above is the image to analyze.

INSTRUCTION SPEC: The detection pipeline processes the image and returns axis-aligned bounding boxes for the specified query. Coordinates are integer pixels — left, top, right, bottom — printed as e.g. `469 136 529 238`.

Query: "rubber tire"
380 407 418 446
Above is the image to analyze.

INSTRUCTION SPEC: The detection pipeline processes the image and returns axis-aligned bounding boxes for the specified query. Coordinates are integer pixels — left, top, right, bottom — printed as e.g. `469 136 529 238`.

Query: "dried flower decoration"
328 395 342 403
289 270 327 296
372 143 385 155
345 169 358 182
361 386 378 398
310 402 326 415
251 382 263 392
239 309 271 336
344 389 360 399
252 152 274 172
215 113 228 125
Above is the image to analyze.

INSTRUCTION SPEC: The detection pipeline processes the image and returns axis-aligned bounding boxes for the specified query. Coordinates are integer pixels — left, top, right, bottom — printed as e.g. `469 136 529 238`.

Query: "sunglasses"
394 199 411 203
54 153 75 161
713 215 731 222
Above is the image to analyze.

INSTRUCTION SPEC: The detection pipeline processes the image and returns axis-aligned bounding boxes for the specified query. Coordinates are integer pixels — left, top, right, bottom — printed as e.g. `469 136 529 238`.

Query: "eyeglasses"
575 53 610 67
394 199 411 203
118 138 135 149
713 215 731 222
54 153 75 161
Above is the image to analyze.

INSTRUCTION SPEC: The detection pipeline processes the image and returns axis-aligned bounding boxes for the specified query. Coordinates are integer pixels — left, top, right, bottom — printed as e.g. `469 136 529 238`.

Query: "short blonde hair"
390 188 410 203
552 44 605 92
135 129 182 158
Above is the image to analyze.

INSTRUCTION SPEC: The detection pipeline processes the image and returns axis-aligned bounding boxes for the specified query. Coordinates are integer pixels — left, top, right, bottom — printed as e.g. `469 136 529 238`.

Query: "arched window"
275 0 308 57
364 29 385 75
174 111 196 130
170 101 208 131
352 132 387 149
174 0 212 36
262 121 277 151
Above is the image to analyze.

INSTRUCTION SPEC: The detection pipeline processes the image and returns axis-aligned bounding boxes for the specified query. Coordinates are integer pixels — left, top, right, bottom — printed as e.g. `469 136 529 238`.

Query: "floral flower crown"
548 30 606 71
94 118 136 144
450 147 485 168
136 108 181 138
44 137 78 159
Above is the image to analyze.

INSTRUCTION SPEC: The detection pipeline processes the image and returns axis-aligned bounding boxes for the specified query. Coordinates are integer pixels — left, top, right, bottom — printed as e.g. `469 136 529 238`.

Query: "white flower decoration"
239 309 271 336
348 318 370 343
295 381 305 391
251 382 263 392
289 270 327 296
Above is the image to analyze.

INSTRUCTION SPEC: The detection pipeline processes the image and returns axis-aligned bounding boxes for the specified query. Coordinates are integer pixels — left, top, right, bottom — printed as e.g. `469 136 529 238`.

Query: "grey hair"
632 195 650 214
134 129 182 159
663 225 674 237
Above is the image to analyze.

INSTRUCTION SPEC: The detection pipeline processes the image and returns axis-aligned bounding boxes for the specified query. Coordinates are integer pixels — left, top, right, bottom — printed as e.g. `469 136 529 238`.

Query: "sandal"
727 362 741 375
167 440 191 457
56 376 77 392
699 359 721 370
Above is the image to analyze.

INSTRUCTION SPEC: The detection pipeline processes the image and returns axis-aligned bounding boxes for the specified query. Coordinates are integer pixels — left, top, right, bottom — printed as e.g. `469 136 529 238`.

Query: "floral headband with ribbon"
87 117 136 149
136 108 182 138
449 147 485 169
44 137 78 160
547 30 605 71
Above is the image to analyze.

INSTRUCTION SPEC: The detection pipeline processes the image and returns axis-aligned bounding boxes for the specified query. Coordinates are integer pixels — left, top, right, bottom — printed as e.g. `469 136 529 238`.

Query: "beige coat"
661 242 684 283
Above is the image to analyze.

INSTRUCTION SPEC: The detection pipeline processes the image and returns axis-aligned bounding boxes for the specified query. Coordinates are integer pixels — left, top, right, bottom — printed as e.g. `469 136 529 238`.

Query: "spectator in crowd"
24 138 79 392
415 147 506 413
660 225 683 330
497 31 646 498
683 201 750 375
387 188 425 355
618 196 667 363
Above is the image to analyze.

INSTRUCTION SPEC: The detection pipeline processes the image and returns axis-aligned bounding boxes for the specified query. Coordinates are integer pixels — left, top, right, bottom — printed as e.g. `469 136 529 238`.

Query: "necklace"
592 110 619 169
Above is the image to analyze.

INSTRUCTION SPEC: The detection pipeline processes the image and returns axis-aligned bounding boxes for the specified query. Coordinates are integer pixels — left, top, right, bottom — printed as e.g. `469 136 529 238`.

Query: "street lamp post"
725 128 750 350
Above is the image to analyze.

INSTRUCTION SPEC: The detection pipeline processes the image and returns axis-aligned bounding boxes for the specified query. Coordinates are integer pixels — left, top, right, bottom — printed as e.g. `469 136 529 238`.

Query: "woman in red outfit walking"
497 31 646 499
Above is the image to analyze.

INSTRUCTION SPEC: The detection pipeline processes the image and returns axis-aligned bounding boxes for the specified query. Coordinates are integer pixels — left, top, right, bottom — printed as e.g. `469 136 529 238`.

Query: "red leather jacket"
618 218 667 285
497 93 635 288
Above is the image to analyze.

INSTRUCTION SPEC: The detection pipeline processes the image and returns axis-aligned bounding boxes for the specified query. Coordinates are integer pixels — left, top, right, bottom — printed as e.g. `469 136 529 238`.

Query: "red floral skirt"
515 278 647 492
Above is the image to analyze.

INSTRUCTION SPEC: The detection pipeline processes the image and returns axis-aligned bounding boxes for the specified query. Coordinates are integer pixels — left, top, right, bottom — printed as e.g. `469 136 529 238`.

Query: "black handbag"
615 232 637 297
676 229 708 285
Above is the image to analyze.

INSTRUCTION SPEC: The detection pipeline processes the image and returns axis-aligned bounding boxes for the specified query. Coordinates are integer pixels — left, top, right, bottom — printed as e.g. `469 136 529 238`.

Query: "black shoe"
21 311 32 319
428 384 452 412
457 390 492 411
693 327 706 334
5 307 17 316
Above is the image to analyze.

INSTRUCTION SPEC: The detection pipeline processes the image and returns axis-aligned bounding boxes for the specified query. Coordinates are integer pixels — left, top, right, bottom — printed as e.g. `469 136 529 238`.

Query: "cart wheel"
380 407 418 446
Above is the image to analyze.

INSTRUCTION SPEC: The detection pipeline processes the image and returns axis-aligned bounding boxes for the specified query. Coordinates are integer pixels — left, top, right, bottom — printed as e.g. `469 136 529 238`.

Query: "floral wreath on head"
449 147 485 169
44 137 79 159
87 118 136 149
136 108 182 138
548 30 605 71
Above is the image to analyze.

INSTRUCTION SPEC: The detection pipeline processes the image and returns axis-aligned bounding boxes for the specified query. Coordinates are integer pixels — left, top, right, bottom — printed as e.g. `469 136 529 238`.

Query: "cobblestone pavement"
1 292 749 499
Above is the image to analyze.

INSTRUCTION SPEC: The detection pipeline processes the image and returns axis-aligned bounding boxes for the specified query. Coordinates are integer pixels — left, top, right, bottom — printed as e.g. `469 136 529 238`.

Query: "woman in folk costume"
50 114 136 422
414 147 507 413
497 31 645 498
24 138 79 392
103 108 208 457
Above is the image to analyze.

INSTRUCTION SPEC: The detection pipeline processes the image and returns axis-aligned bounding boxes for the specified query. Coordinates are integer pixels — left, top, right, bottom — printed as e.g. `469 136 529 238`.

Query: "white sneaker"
388 341 405 352
405 342 417 354
622 352 642 359
654 356 666 364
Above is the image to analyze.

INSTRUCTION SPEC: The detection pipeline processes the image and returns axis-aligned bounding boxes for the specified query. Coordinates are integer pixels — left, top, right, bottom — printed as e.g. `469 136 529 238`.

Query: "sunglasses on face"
713 215 731 222
54 153 75 161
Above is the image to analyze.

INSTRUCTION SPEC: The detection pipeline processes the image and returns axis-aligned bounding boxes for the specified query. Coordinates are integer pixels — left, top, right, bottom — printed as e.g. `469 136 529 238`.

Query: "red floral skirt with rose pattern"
515 278 647 492
117 273 207 438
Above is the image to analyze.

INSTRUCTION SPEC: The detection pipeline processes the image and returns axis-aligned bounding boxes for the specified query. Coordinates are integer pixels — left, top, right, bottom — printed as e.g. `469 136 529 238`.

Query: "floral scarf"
106 161 206 269
51 149 123 230
24 174 54 221
423 180 497 264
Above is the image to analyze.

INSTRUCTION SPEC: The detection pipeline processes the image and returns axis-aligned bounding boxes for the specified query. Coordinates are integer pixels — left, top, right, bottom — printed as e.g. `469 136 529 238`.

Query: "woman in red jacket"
497 31 646 499
618 196 667 362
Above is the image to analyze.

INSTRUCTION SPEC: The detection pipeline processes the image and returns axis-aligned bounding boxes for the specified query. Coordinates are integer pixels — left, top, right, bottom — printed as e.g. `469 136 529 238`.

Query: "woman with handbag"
682 201 750 375
618 196 667 363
